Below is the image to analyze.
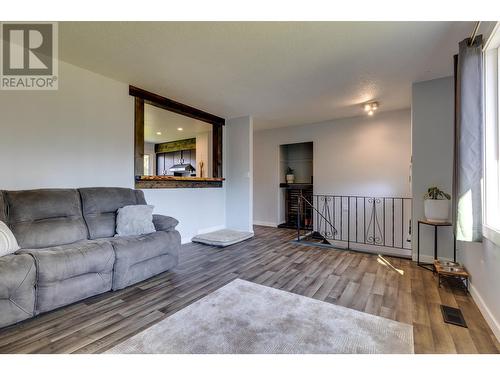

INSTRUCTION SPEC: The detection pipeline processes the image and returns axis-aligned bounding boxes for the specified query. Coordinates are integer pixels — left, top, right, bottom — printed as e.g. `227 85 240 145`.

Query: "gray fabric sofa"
0 187 180 328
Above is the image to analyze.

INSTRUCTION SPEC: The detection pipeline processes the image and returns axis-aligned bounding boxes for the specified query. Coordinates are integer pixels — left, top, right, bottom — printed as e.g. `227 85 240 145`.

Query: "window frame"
130 85 225 189
483 22 500 245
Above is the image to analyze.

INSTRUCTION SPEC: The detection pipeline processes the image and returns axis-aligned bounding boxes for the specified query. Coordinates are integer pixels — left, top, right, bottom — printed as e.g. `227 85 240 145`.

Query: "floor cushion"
191 229 254 247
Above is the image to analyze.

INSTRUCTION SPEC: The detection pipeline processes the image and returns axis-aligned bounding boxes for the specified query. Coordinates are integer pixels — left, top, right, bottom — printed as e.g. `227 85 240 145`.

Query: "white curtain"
454 36 484 242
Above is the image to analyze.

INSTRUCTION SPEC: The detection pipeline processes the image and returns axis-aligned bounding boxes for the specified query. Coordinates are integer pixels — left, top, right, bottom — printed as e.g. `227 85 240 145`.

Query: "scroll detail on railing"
297 194 412 250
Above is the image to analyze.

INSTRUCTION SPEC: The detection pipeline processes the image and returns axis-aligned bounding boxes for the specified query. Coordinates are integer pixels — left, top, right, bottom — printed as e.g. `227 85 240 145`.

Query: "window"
484 23 500 245
130 86 225 189
144 104 212 178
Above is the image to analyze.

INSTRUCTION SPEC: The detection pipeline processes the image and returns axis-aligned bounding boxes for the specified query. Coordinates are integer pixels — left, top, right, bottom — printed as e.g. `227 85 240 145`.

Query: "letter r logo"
2 23 53 75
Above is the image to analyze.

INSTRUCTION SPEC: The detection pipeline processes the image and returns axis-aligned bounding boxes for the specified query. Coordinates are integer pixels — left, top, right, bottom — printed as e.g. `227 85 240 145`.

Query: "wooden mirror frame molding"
130 85 225 189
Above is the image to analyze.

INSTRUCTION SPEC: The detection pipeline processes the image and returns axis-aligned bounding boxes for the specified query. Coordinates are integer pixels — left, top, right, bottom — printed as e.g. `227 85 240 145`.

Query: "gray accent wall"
411 77 455 261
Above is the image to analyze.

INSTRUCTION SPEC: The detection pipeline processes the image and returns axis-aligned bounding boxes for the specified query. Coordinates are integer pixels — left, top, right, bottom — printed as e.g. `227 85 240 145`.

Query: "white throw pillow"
115 205 156 237
0 221 20 257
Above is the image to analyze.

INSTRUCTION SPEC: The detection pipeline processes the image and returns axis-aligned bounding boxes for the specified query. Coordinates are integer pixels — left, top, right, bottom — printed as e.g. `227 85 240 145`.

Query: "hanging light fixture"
363 101 379 116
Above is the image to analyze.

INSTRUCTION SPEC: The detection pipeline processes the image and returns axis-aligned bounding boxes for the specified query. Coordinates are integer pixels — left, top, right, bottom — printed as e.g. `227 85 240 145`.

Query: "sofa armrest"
153 214 179 232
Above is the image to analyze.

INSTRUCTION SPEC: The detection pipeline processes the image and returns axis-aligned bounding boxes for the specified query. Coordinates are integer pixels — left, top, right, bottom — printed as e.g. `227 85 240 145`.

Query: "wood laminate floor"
0 226 498 354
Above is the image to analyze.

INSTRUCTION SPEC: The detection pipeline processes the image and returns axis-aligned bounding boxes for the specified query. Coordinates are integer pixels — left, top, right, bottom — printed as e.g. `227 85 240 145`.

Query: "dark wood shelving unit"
278 183 313 230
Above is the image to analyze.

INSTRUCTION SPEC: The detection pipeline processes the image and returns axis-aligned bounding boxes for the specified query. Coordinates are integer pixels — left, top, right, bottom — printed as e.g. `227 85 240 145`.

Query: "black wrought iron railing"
297 194 412 251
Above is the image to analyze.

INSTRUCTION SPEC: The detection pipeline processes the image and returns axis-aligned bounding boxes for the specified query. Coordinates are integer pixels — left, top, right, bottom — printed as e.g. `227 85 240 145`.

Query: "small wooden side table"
417 219 456 272
433 260 469 294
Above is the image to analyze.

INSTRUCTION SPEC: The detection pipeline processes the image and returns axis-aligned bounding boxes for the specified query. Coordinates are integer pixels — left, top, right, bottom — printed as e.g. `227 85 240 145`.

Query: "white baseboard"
469 282 500 342
181 225 226 244
412 254 454 263
253 220 278 227
326 240 412 259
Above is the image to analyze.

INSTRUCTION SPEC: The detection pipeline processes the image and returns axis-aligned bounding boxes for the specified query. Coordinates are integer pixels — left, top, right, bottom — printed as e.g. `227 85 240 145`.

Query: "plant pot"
286 174 295 184
424 199 450 223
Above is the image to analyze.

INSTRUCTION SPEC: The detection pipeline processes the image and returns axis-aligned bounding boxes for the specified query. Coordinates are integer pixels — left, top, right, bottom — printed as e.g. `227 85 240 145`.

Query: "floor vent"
441 305 467 328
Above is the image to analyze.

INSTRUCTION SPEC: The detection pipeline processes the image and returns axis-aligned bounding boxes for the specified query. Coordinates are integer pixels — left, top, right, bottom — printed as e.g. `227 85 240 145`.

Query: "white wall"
459 239 500 340
195 130 212 178
144 188 225 243
411 77 455 261
0 60 226 243
253 109 411 227
225 116 253 232
0 62 134 188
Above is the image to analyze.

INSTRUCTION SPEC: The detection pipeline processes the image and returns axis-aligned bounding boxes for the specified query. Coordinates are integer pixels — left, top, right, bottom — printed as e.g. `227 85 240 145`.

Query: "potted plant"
286 167 295 184
424 186 451 223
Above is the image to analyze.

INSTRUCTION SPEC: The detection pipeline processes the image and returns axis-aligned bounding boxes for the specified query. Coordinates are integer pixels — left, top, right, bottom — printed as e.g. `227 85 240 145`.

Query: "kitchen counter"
135 176 224 189
279 183 313 189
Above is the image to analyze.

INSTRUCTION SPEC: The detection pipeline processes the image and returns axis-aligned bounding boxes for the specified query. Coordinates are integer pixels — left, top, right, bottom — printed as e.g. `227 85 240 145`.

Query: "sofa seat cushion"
111 230 180 290
21 241 115 283
0 254 36 328
111 231 179 265
20 241 115 313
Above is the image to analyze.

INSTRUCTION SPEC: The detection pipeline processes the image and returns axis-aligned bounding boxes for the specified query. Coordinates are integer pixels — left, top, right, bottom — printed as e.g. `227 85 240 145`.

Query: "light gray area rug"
191 229 254 247
106 279 414 354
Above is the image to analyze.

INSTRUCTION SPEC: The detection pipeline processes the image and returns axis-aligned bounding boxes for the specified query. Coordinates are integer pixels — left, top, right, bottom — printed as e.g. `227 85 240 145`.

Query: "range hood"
169 150 195 174
169 163 195 173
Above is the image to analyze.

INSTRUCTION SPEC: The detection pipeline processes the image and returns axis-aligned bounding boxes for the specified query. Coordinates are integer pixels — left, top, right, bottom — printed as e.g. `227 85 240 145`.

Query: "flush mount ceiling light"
177 127 183 131
156 131 162 135
363 101 379 116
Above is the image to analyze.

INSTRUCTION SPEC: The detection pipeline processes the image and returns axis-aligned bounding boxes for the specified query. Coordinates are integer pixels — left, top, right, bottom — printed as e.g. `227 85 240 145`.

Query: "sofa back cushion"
4 189 88 249
79 187 147 239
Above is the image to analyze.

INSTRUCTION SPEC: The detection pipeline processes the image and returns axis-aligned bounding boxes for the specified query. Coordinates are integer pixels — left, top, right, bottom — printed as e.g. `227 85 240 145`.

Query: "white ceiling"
59 21 474 130
144 103 212 143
